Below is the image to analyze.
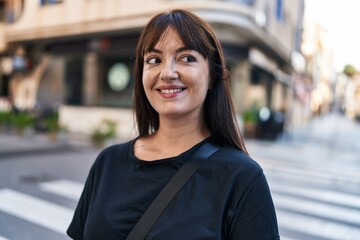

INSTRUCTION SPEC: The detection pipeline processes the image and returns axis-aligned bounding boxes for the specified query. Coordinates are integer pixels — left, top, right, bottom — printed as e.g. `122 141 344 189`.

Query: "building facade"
0 0 305 139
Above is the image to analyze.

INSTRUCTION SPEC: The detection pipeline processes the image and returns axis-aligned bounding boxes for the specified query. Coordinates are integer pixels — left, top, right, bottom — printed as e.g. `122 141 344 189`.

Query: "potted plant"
0 111 11 133
43 112 65 142
10 111 35 136
90 119 117 148
242 105 259 138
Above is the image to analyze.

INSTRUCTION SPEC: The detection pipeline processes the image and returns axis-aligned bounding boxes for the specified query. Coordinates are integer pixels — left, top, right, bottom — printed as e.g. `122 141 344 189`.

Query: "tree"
343 64 356 78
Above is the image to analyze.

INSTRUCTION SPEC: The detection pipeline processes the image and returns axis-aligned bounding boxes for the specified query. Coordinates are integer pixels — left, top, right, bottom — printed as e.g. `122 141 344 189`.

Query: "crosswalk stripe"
258 157 360 182
279 237 298 240
260 161 360 185
1 174 358 240
39 179 83 201
277 210 360 240
273 194 360 225
259 156 360 239
0 189 73 235
270 183 360 208
265 170 359 191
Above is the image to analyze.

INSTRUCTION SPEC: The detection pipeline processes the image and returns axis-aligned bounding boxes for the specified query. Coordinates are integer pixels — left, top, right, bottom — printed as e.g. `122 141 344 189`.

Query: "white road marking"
273 194 360 225
280 237 299 240
277 210 360 240
261 162 360 183
0 189 73 235
39 179 83 201
258 157 360 182
270 183 360 208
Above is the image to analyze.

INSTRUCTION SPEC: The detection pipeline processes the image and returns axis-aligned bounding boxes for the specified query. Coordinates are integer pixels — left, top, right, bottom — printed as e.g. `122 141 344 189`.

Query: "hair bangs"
139 10 215 60
169 11 215 59
139 14 171 57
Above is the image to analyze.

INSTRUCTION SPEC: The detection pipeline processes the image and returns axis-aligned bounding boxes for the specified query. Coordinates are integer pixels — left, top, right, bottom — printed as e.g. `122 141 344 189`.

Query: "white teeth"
160 89 182 94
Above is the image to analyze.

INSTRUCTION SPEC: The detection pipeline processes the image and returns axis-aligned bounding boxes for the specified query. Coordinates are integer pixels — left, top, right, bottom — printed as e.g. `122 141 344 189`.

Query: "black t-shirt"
67 137 279 239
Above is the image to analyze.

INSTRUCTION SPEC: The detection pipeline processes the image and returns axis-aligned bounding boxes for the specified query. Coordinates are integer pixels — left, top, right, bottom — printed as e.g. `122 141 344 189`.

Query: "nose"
160 59 178 81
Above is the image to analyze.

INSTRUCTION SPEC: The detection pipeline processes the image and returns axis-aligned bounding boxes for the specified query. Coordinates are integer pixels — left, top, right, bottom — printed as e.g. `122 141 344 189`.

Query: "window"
233 0 255 6
5 0 24 23
0 0 5 22
65 58 83 106
0 76 10 97
276 0 285 22
40 0 63 6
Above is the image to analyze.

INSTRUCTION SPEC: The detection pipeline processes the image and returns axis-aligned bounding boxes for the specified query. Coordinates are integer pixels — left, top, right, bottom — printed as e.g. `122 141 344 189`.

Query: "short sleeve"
228 171 280 240
67 161 97 239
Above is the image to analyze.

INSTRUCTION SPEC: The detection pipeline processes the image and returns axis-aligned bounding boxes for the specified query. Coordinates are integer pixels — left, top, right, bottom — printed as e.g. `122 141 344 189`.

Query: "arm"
227 171 280 240
67 162 97 239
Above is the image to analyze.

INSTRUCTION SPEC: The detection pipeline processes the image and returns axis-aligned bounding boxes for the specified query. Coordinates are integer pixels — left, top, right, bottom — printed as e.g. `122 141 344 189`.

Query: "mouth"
159 88 184 94
157 87 186 95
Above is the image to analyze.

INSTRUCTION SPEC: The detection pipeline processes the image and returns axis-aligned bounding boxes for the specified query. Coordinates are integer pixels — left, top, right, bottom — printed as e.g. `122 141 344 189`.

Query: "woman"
67 9 279 240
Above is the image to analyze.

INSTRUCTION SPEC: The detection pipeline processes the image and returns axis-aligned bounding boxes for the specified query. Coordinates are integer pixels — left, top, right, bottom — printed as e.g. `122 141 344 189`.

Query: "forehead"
141 23 209 60
154 27 184 49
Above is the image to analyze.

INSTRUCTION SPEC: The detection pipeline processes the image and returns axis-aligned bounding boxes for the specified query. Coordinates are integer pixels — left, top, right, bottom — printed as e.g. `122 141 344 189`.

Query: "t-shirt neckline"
130 136 212 166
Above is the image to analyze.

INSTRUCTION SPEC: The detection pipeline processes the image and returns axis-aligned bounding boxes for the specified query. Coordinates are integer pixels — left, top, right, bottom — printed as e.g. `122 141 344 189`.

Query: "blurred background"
0 0 359 239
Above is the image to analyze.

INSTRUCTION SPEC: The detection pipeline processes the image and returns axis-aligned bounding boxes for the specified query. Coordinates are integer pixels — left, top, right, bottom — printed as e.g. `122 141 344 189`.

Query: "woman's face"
142 27 210 121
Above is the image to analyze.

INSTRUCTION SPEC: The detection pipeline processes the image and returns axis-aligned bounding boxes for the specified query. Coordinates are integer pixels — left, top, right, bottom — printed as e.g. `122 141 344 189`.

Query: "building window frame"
276 0 285 22
40 0 63 6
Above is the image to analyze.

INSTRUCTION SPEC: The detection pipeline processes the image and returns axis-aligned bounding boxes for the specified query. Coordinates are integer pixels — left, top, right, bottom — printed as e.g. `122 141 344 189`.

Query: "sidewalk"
0 131 124 158
246 111 360 167
1 112 359 160
290 111 360 151
0 133 72 158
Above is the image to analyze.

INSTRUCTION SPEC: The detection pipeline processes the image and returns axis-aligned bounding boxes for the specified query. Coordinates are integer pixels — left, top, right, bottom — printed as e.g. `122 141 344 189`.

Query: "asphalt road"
0 112 359 240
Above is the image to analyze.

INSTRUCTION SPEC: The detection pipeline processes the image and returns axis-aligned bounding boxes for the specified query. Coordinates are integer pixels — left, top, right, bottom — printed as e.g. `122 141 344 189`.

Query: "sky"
305 0 360 72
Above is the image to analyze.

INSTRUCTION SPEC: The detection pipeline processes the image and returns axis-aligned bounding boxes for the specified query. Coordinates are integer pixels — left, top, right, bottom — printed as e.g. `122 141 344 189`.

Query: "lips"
159 88 183 94
157 86 186 95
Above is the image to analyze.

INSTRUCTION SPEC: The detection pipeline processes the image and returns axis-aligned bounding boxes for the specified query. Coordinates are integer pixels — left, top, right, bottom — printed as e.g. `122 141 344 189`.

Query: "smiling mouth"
158 88 185 94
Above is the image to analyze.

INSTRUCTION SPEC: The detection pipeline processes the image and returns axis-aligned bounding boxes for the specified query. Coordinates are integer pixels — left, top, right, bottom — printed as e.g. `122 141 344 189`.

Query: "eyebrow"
147 46 194 54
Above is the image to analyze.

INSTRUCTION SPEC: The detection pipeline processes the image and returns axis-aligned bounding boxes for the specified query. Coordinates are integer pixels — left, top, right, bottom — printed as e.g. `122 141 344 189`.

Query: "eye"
145 57 161 65
180 55 197 63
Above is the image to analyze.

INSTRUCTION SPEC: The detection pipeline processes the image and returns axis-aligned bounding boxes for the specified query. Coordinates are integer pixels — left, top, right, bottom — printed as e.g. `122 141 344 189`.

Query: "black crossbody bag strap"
125 142 220 240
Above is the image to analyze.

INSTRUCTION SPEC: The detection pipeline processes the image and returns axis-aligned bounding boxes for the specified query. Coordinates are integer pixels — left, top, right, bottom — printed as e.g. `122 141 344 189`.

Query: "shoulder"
92 139 134 169
211 145 262 172
99 139 133 156
204 144 263 183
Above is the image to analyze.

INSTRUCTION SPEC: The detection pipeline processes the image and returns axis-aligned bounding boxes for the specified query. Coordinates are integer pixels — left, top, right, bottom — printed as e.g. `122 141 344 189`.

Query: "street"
0 112 359 240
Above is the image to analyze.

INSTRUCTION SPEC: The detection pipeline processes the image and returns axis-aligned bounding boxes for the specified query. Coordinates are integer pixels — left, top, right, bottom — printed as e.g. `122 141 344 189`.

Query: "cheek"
191 75 210 100
200 62 211 90
198 70 211 92
142 71 152 93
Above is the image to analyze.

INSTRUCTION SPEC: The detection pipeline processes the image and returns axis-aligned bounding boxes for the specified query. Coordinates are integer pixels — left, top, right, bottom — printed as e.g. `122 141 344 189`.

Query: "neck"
134 113 211 160
149 114 211 154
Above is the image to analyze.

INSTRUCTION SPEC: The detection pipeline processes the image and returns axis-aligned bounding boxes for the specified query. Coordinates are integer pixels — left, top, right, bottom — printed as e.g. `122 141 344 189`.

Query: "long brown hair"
134 9 248 154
